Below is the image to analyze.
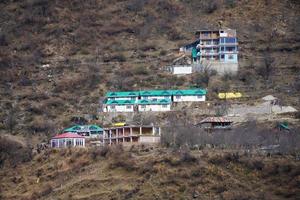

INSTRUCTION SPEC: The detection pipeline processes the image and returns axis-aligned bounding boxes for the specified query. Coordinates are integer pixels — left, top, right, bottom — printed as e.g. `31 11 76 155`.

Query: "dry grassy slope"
0 0 299 140
0 147 299 200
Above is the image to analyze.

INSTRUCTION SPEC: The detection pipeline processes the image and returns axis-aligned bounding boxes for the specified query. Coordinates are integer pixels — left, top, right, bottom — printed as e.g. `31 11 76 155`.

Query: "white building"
169 65 193 75
105 91 139 102
138 99 171 112
140 90 172 101
172 89 207 102
103 100 135 112
50 133 85 148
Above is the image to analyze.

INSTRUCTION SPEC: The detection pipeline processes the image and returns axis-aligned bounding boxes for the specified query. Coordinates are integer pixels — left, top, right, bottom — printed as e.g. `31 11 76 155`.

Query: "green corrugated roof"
105 89 207 99
105 99 136 105
138 99 171 105
140 90 172 96
106 91 139 97
172 89 207 96
64 125 103 132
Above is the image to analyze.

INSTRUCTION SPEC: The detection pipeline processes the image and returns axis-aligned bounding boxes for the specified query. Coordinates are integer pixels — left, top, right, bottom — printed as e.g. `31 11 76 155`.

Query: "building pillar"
159 127 161 136
73 138 76 147
152 127 155 135
130 127 133 143
109 130 112 145
140 126 142 135
123 128 125 142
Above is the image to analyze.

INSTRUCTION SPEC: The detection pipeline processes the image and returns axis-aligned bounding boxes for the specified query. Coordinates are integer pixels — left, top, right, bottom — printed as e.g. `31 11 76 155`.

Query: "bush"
133 66 149 75
180 151 197 163
0 137 32 167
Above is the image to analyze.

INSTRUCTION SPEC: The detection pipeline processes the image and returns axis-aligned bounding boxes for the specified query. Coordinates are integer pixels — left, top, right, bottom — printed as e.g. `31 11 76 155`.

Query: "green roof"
64 125 103 132
172 89 207 96
106 91 139 98
138 99 171 105
105 89 207 99
140 90 172 96
105 99 136 105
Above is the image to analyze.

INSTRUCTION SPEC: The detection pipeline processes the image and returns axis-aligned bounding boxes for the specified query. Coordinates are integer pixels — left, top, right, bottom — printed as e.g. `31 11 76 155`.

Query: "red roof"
52 132 84 139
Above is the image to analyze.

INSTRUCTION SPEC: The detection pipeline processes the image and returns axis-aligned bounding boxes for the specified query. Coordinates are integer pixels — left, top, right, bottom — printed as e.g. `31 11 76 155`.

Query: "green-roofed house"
172 89 207 102
105 91 139 103
138 99 171 112
140 90 172 101
103 99 136 112
63 125 104 138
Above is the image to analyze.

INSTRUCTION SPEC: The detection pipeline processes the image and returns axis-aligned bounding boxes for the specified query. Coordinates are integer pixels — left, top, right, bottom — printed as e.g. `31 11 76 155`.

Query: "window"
131 97 135 100
225 37 236 43
126 105 132 109
176 96 181 99
141 105 146 108
227 47 235 52
197 95 202 99
220 47 224 51
110 97 115 100
228 55 234 59
162 104 168 108
110 105 115 109
221 54 225 59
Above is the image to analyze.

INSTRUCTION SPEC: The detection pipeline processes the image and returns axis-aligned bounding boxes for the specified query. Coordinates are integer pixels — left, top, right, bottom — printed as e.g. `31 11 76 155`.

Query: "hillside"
1 146 300 200
0 0 300 141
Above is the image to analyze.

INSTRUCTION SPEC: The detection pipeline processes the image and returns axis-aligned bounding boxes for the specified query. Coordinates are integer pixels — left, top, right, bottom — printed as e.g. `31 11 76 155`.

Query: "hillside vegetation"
0 0 300 141
1 146 300 200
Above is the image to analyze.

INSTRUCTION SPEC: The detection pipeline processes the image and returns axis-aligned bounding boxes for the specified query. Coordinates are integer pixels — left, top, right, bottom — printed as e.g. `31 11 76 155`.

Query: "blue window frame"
225 37 236 43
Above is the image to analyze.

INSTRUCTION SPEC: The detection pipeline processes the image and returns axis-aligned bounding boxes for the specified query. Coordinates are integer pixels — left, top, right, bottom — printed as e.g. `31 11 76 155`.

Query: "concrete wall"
141 96 171 101
139 136 160 143
173 95 206 102
138 104 171 112
201 60 238 75
107 97 138 102
172 66 193 75
104 104 134 112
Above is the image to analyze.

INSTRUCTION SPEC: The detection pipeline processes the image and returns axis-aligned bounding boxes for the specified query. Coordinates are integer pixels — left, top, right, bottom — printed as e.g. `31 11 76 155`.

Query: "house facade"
105 91 139 102
140 90 172 101
138 99 171 112
173 89 207 102
198 117 233 130
103 100 135 112
103 125 161 145
51 133 85 148
179 28 238 74
102 89 207 112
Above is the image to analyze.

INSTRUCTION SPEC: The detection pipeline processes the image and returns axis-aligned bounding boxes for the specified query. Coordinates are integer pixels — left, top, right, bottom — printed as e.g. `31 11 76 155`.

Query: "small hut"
50 133 85 148
198 117 233 130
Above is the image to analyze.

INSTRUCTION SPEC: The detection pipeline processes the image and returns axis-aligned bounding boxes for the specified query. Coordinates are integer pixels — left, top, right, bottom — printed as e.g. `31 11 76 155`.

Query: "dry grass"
1 147 299 200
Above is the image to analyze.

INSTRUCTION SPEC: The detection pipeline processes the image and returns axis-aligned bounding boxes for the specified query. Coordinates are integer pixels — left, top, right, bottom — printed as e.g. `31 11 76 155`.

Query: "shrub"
180 151 197 163
133 66 149 75
0 34 8 46
159 50 167 56
112 54 126 62
38 184 53 197
0 137 32 167
109 154 136 171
